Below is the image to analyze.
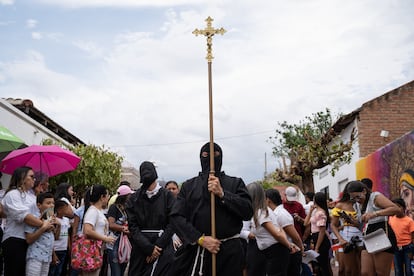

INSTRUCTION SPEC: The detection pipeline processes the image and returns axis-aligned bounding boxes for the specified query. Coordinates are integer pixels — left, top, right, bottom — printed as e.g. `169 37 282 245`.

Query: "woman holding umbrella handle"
1 166 46 276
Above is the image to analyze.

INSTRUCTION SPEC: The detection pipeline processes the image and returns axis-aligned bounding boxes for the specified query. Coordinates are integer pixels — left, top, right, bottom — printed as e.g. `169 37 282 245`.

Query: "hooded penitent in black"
126 161 175 276
139 161 158 191
199 142 223 175
169 142 253 276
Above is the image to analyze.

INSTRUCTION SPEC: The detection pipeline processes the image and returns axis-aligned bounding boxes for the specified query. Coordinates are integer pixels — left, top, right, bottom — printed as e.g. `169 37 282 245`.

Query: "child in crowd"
49 199 73 276
389 198 414 276
25 192 60 276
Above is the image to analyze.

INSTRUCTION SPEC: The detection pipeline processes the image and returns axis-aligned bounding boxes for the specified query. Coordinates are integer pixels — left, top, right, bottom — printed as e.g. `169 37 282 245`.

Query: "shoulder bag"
363 220 391 254
71 208 103 271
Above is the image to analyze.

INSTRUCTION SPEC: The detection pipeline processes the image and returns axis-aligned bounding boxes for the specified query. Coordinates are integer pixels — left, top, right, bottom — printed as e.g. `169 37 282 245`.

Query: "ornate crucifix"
193 16 226 276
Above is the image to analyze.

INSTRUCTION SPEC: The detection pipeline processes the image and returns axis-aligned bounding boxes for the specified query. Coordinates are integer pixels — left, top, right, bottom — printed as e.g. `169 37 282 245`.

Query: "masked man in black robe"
126 161 175 276
170 142 253 276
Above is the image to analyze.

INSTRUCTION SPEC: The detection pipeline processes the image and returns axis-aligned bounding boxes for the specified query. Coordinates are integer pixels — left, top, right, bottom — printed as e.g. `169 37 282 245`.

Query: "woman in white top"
247 183 297 276
347 180 399 276
1 166 46 276
81 184 116 276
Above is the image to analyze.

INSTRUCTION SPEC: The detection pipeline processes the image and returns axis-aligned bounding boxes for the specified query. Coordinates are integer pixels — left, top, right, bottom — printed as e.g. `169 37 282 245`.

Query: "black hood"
139 161 158 190
200 142 222 175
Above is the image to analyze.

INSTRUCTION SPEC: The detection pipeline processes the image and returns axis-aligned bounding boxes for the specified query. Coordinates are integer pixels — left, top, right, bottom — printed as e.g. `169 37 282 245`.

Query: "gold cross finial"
193 17 226 62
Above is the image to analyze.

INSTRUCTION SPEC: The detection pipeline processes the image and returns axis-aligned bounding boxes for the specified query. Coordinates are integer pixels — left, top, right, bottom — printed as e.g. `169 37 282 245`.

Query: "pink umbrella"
0 145 81 176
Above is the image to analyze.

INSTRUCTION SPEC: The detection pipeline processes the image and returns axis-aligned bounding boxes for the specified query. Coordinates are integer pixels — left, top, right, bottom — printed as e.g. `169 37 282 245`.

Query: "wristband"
198 235 205 246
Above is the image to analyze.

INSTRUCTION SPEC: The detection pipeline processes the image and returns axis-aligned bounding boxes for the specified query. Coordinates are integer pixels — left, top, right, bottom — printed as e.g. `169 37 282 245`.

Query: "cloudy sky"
1 0 413 184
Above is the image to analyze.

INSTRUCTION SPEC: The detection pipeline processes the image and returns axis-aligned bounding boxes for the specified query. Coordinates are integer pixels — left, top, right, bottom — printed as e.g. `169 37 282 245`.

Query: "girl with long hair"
81 184 116 276
330 184 363 276
247 183 297 276
347 181 399 276
55 182 75 206
304 192 333 276
70 188 91 276
106 185 133 276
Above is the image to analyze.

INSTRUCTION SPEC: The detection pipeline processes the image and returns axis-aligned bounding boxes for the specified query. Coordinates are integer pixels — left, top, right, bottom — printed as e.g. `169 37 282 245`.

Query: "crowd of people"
0 142 413 276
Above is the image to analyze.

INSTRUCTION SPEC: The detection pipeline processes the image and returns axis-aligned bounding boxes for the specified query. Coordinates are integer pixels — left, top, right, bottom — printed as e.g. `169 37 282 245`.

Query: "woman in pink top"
304 192 333 276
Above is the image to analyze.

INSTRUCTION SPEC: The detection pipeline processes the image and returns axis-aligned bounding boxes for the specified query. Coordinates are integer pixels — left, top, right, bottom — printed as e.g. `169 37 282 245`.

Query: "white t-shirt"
273 205 294 242
304 201 314 215
83 205 108 236
240 220 252 241
54 217 70 251
1 189 35 241
252 207 283 250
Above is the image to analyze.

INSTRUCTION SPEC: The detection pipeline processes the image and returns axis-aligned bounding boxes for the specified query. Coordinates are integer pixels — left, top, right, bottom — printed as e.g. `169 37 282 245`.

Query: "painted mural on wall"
356 130 414 215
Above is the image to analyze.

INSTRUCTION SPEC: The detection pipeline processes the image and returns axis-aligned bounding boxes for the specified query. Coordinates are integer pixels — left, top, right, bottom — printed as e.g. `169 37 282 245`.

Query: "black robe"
170 172 253 276
126 187 175 276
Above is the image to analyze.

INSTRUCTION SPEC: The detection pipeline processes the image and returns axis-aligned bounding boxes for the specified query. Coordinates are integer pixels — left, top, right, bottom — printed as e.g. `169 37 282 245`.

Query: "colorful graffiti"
356 130 414 203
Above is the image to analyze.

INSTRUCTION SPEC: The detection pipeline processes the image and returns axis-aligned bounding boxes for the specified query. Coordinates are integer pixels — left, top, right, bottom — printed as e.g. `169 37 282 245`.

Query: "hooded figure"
199 142 223 175
140 161 158 191
126 161 175 276
169 142 253 276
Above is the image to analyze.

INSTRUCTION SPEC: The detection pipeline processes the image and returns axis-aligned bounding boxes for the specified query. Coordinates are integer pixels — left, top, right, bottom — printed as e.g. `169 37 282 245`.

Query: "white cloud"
0 0 14 5
72 40 104 58
30 31 63 41
31 32 42 40
35 0 205 8
26 19 38 29
1 1 414 183
0 51 79 97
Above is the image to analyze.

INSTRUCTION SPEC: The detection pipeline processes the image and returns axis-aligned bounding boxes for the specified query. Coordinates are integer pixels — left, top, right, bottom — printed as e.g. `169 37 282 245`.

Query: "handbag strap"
115 204 127 221
363 215 389 236
385 220 388 236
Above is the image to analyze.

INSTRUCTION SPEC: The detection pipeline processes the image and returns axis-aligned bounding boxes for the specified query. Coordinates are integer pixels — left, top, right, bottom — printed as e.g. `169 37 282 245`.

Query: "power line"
110 130 274 148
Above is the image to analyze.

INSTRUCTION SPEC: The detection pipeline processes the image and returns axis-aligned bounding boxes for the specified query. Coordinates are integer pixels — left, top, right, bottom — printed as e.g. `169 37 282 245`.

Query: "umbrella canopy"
0 125 25 153
0 145 81 177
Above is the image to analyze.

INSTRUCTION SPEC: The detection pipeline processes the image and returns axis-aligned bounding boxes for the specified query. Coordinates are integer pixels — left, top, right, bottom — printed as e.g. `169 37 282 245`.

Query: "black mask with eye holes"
139 161 158 191
200 142 223 175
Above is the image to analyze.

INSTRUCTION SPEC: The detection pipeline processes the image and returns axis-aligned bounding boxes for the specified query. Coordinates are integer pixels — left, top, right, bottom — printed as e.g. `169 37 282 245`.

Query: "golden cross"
193 16 226 62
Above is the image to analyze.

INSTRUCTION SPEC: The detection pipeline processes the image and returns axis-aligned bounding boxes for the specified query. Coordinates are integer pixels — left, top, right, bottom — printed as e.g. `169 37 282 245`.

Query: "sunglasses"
28 175 36 180
350 194 364 201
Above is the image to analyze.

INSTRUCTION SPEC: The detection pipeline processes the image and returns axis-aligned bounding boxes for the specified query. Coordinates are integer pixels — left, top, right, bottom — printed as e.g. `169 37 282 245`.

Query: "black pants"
246 239 266 276
2 237 28 276
310 232 331 276
262 243 290 276
288 251 302 276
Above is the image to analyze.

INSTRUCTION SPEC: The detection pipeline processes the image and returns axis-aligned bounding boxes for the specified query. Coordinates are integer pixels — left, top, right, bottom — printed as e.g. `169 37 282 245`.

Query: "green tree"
256 179 294 190
268 108 354 192
43 139 123 199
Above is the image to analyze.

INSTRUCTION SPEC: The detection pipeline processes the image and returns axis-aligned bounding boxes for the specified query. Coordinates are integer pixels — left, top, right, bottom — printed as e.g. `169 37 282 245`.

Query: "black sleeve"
170 181 203 245
218 177 253 221
125 193 154 256
155 190 175 249
107 204 121 221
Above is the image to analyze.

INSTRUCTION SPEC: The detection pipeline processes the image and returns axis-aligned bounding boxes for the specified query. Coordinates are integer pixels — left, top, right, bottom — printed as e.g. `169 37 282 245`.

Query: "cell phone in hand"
339 211 353 223
41 207 54 220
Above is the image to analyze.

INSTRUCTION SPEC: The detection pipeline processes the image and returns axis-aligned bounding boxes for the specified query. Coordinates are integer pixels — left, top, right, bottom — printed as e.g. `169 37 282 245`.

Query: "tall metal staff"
193 17 225 276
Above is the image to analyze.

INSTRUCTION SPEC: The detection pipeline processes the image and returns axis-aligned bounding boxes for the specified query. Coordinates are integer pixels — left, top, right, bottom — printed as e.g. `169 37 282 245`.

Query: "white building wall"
313 119 360 200
0 98 69 186
0 99 68 146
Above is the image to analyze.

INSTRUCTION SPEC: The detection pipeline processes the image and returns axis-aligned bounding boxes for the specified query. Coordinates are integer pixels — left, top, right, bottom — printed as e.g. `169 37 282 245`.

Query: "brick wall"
358 80 414 157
